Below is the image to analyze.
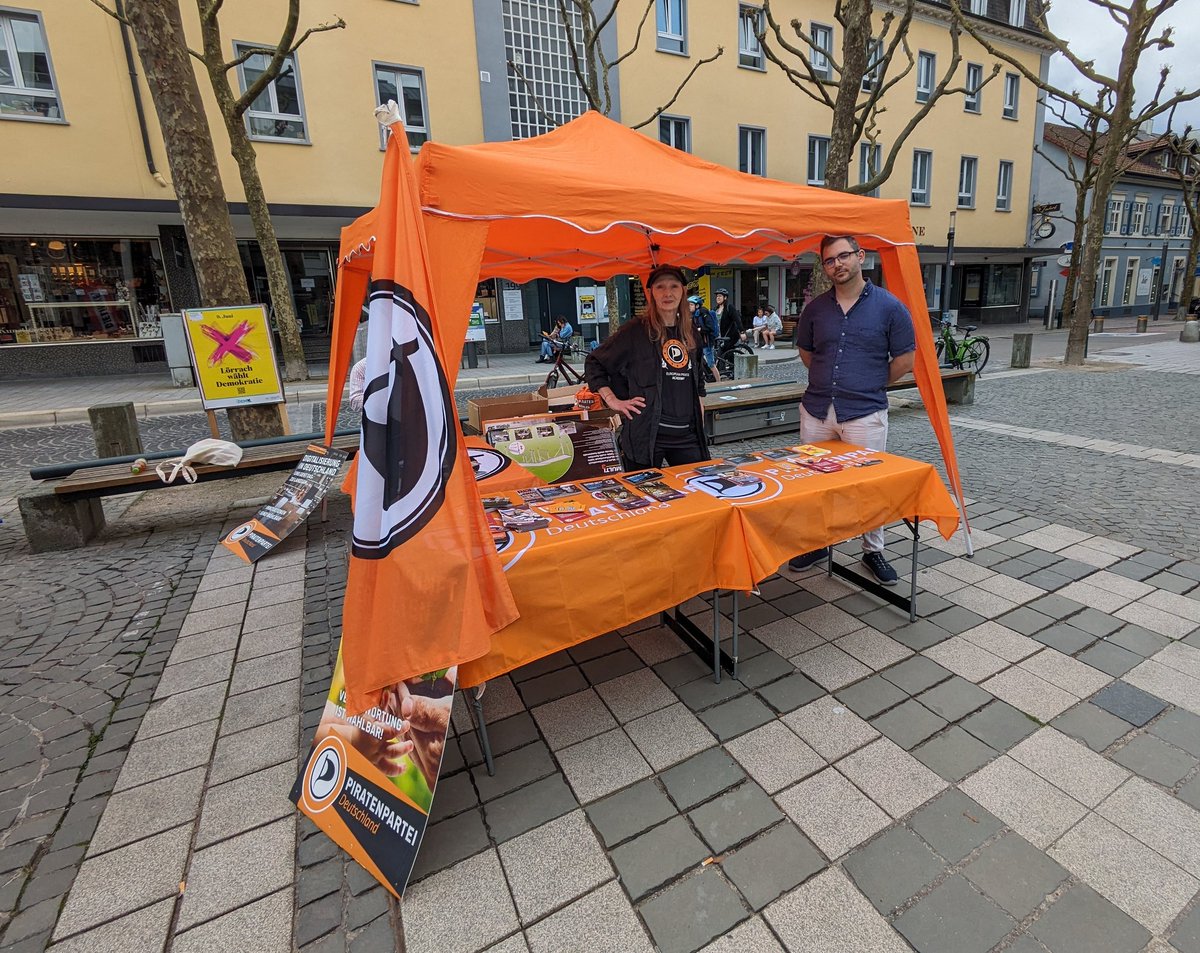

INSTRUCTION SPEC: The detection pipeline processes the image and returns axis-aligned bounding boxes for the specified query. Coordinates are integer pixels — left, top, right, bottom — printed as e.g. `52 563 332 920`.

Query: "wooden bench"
21 432 359 553
887 368 975 405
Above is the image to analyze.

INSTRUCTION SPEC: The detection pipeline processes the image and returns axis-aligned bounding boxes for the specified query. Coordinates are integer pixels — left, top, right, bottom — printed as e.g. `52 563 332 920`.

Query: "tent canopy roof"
340 111 919 283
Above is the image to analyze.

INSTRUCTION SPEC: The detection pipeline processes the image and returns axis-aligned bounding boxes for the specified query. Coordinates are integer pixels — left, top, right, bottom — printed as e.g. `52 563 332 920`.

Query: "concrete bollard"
1182 320 1200 343
734 351 759 379
1136 316 1149 333
19 487 106 552
88 402 143 458
1093 316 1105 333
1010 332 1033 369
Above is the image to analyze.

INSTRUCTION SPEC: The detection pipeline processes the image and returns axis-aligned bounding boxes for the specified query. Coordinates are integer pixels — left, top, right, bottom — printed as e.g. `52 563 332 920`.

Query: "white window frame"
659 114 690 152
995 160 1013 211
964 63 983 113
807 135 829 186
1121 259 1137 305
1003 73 1019 120
738 5 765 70
0 8 64 123
1099 256 1117 306
911 149 932 206
810 23 833 80
861 38 883 93
1130 196 1147 235
1009 0 1026 26
1157 200 1174 235
859 142 881 197
657 0 687 55
969 0 987 12
234 42 309 143
916 51 935 104
739 125 766 177
1106 194 1125 234
958 155 978 209
373 62 429 152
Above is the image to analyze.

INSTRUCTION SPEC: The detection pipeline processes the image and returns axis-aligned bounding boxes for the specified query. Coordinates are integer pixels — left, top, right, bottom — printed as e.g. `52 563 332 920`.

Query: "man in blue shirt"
788 235 916 585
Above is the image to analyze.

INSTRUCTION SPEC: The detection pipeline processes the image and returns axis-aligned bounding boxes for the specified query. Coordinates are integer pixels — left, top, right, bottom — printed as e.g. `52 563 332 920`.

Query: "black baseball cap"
647 264 687 287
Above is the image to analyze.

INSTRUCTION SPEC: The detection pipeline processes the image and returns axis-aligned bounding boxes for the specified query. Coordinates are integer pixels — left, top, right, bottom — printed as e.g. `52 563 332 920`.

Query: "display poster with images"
467 302 488 342
182 303 285 409
223 444 349 562
292 650 456 898
485 412 622 483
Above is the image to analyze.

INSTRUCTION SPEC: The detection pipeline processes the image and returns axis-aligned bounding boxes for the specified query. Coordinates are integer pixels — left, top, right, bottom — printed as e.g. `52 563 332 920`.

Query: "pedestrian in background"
762 305 782 349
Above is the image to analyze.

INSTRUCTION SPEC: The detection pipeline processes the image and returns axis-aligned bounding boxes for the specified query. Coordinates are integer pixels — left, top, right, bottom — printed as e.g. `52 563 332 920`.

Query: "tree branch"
609 0 654 68
87 0 130 25
629 47 724 129
557 0 603 111
507 59 563 128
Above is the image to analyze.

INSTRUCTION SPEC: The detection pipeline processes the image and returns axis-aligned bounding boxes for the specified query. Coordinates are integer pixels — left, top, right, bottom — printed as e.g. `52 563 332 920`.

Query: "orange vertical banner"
341 113 519 715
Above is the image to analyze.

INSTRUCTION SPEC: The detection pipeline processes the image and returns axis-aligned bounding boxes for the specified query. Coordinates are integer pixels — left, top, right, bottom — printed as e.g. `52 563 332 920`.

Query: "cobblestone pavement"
3 334 1199 952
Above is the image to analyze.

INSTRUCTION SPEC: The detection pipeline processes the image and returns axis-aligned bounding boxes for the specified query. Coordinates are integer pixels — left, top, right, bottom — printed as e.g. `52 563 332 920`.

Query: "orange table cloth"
458 442 959 688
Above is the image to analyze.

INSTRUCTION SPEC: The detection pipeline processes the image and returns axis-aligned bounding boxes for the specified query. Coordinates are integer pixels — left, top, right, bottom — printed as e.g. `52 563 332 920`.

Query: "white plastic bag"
155 438 244 485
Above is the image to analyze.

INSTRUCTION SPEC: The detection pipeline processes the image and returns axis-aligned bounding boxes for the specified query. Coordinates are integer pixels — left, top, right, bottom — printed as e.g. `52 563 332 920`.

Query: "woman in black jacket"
585 264 711 470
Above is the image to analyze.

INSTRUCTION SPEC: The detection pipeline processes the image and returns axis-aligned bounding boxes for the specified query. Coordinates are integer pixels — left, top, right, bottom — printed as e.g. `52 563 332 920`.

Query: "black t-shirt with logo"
658 334 696 438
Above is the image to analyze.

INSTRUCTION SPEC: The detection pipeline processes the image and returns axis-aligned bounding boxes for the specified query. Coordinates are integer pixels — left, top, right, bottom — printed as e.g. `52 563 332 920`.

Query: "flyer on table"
183 304 284 409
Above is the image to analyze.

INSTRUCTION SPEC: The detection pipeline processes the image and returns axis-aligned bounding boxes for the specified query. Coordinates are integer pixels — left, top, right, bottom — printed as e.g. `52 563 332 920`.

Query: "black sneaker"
788 547 829 571
862 551 899 586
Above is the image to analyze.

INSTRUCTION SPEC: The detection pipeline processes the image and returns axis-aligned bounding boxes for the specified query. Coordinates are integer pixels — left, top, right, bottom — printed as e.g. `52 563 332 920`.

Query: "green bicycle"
934 318 990 373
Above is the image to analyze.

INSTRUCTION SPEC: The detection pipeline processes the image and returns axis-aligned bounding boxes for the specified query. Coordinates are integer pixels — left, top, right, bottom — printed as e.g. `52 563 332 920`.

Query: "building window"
659 114 690 152
738 6 764 70
964 63 983 113
1121 259 1137 305
995 160 1013 211
916 51 935 104
861 39 883 93
235 44 308 142
1130 197 1146 235
859 142 881 196
1003 73 1019 120
969 0 987 13
1106 194 1125 234
810 23 833 80
374 64 429 151
657 0 687 54
958 156 978 208
0 237 172 343
1009 0 1026 25
1099 257 1117 306
911 149 932 205
1157 201 1174 235
739 126 766 176
0 10 63 121
504 0 590 140
807 135 829 185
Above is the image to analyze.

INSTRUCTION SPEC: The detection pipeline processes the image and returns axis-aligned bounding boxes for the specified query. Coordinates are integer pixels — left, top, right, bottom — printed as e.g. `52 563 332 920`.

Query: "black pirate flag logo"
353 279 457 558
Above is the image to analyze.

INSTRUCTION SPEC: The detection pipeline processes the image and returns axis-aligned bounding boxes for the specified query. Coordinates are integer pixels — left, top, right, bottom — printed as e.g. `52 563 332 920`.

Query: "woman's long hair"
642 286 695 350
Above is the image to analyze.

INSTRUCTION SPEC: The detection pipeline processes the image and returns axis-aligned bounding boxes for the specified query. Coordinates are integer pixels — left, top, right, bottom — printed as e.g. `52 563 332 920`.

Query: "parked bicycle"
544 340 586 390
934 318 990 374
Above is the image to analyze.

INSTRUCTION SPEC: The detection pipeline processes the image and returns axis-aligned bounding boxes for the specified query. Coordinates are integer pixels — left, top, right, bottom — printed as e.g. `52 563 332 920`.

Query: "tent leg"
711 590 721 684
953 492 975 558
469 686 495 776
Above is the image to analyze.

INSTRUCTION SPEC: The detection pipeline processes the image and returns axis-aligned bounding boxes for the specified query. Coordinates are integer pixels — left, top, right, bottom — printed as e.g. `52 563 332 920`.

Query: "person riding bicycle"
714 288 745 344
688 294 720 377
537 315 573 363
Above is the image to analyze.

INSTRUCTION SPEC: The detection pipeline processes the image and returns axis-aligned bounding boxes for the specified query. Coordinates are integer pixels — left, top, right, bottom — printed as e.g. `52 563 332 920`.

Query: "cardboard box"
536 383 586 411
467 393 548 433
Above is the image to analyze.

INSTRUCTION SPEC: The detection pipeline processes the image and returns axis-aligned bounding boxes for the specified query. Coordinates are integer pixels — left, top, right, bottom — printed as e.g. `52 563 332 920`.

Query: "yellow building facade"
0 0 1047 370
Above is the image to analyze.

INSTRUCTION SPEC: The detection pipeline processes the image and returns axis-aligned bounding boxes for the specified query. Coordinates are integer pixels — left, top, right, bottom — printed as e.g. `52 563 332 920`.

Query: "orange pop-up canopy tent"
324 111 968 532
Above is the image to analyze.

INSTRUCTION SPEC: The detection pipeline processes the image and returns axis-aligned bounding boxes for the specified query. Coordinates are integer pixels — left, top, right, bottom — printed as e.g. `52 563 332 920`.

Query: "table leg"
712 590 722 684
468 686 495 777
907 518 920 623
731 590 740 680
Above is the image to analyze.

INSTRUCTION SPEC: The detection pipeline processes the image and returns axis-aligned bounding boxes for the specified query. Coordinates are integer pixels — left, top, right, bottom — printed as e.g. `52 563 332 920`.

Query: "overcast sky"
1043 0 1200 133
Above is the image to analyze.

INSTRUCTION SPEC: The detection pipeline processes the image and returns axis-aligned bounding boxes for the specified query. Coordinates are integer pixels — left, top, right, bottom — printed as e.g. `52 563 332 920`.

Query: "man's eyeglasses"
821 250 860 269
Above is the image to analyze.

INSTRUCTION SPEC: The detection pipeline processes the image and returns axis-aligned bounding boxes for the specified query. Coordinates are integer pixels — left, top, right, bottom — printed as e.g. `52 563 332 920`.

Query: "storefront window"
0 238 171 344
784 262 814 317
986 264 1022 306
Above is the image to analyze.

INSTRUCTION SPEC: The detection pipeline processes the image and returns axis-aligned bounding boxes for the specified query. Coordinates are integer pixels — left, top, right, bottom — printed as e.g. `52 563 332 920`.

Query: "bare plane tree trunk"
123 0 247 305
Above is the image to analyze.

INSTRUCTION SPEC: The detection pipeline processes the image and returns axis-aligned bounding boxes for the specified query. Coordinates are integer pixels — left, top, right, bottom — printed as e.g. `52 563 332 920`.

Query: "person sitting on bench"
537 316 573 363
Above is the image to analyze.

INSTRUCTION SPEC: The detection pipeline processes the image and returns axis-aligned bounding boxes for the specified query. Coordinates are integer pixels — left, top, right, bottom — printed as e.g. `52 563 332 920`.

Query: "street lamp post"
940 210 957 325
